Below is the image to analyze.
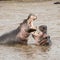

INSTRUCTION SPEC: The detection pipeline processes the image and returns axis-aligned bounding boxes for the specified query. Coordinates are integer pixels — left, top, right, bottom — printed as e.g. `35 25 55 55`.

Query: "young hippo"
0 14 37 45
32 25 51 46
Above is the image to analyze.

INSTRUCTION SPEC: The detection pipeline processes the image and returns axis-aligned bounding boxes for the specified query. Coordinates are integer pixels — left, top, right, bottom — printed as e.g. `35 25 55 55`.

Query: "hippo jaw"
27 15 37 33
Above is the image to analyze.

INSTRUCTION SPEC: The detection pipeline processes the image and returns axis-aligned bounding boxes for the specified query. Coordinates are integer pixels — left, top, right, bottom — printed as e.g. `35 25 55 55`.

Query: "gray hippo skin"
32 25 51 46
54 2 60 4
0 14 37 45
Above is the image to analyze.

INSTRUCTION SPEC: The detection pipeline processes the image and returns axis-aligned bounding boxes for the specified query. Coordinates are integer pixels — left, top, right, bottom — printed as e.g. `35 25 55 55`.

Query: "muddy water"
0 1 60 60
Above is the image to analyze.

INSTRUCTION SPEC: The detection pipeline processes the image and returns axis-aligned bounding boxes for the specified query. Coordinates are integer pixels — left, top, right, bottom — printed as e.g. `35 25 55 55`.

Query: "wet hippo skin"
0 14 37 45
32 25 51 46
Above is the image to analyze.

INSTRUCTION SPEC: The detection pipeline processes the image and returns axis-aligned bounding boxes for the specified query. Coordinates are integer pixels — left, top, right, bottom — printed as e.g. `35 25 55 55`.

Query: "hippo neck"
10 27 20 35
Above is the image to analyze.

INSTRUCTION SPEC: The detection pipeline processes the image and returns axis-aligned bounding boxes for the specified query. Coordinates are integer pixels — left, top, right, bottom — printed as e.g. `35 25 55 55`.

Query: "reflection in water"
0 44 51 60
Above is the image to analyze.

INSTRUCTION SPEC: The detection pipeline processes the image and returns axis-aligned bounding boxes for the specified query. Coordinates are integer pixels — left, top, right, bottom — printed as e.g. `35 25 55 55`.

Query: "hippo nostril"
44 37 47 39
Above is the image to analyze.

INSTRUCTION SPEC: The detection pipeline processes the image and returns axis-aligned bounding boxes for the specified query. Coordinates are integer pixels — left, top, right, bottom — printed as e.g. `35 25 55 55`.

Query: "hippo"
0 14 37 45
32 25 51 46
54 2 60 4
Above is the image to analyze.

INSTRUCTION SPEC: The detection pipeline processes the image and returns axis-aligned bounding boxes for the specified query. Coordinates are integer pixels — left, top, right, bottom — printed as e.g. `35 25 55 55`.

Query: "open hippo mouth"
28 28 36 33
27 14 37 33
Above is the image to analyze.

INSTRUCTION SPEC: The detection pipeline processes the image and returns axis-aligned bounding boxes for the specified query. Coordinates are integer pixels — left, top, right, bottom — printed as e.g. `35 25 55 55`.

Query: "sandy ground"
0 1 60 60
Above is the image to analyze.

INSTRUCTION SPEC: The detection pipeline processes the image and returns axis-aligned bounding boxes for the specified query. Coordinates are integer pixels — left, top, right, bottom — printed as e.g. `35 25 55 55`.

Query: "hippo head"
32 25 51 46
16 14 37 40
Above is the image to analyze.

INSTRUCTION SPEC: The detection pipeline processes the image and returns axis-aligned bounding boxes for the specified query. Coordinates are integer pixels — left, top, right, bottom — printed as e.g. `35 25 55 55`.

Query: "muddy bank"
0 0 52 2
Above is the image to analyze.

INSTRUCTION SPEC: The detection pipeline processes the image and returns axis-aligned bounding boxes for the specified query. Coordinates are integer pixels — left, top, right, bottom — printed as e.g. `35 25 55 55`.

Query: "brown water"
0 1 60 60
